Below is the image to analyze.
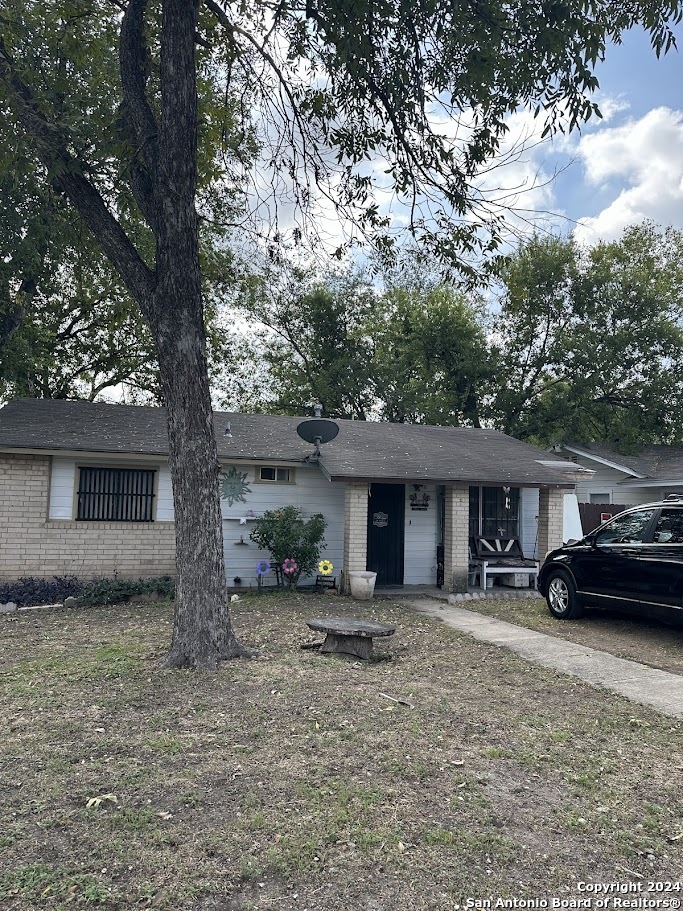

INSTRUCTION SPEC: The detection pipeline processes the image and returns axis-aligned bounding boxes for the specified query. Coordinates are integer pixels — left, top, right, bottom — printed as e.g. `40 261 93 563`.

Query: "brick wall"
538 488 565 559
0 454 176 580
443 484 469 593
342 482 368 592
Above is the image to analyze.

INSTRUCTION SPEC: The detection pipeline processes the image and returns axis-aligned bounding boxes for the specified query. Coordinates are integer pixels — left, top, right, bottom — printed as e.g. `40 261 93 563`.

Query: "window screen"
77 467 156 522
259 466 290 482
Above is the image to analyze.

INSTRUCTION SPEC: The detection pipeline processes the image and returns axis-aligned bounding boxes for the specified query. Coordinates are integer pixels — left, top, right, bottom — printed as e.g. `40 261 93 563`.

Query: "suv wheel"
546 569 584 620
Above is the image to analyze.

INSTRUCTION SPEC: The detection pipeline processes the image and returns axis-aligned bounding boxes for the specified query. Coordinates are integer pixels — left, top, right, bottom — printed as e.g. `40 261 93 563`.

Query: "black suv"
538 495 683 622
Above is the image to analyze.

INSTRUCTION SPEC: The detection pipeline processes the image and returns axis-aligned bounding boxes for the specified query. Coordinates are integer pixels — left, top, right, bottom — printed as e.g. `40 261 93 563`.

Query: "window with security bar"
469 485 520 538
77 467 156 522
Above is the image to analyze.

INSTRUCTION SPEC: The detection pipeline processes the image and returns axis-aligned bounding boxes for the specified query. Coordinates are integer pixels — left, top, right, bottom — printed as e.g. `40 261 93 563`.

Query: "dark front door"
367 483 405 585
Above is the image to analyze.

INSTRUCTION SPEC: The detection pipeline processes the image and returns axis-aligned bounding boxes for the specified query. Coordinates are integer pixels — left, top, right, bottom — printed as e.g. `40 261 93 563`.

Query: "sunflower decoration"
282 558 298 576
256 560 271 576
318 559 334 576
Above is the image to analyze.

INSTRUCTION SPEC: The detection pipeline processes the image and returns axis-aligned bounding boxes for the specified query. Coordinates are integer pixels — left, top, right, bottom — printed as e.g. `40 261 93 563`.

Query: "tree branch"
0 37 157 309
156 0 200 261
120 0 160 231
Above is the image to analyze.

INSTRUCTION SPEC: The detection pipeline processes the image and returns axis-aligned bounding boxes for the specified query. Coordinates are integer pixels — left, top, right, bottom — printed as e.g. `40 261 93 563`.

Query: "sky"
520 23 683 245
248 20 683 265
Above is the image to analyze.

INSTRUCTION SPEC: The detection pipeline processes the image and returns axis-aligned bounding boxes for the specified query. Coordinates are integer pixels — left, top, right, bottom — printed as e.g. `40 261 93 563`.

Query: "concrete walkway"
409 598 683 719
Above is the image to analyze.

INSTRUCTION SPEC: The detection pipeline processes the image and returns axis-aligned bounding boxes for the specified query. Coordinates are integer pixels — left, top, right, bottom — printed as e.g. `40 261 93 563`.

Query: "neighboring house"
552 443 683 505
0 399 584 592
551 442 683 532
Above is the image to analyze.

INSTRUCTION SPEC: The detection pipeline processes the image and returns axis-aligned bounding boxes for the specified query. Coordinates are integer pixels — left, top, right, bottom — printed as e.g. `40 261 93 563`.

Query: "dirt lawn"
1 593 682 911
470 595 683 675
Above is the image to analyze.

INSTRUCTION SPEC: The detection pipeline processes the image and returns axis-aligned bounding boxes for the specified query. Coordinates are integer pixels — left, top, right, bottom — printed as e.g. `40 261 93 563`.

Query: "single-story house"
0 398 587 591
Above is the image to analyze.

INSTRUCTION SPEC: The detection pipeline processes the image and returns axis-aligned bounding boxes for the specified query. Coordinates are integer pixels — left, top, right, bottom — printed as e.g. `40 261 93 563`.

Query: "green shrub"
78 576 175 606
0 575 175 608
250 506 326 587
0 576 82 606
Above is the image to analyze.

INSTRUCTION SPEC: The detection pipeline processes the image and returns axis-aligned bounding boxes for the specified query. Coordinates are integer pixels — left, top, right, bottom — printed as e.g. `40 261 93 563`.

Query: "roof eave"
561 445 647 478
324 472 574 488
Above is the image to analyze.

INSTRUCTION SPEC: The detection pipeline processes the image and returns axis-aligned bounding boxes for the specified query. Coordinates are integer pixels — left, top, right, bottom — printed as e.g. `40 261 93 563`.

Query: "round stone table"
306 617 396 660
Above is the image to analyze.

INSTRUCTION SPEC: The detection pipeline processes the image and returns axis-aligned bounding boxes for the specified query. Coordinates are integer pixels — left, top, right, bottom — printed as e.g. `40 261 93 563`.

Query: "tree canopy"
490 223 683 448
238 270 492 425
236 222 683 453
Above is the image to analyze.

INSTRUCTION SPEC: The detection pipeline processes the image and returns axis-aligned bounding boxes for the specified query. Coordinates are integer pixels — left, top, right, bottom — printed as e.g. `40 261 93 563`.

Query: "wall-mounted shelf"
224 516 259 522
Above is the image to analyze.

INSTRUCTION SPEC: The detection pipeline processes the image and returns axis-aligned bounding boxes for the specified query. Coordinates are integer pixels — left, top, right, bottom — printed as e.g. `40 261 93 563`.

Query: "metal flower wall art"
282 558 299 576
318 559 333 576
220 466 251 506
409 485 430 511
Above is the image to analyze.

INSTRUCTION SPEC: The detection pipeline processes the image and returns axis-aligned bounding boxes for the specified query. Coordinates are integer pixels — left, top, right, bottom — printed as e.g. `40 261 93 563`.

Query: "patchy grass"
0 593 682 910
474 594 683 674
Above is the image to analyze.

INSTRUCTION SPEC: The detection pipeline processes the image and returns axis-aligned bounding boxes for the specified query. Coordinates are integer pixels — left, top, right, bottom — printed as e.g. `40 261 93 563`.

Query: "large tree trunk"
150 0 246 669
155 302 247 669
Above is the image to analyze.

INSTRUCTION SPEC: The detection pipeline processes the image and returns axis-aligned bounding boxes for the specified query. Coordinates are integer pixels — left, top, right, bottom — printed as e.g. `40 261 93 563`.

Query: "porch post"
538 488 565 559
342 482 369 593
443 484 469 593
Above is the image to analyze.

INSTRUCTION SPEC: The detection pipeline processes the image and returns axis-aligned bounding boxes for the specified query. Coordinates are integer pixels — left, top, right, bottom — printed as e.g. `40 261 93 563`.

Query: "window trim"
74 464 158 523
254 465 296 485
588 490 612 504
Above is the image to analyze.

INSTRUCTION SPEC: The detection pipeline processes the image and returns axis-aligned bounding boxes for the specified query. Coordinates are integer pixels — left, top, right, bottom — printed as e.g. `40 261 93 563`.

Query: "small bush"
250 505 326 587
78 576 175 606
0 576 83 607
0 575 174 607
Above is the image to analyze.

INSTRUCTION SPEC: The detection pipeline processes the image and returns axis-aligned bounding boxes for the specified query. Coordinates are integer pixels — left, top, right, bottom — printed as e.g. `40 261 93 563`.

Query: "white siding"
155 465 174 521
403 484 438 584
520 487 539 559
221 463 345 588
613 484 683 506
573 463 632 504
49 457 77 519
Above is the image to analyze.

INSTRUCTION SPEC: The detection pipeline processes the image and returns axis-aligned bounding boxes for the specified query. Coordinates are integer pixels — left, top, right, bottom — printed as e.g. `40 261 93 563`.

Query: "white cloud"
573 106 683 244
593 94 631 124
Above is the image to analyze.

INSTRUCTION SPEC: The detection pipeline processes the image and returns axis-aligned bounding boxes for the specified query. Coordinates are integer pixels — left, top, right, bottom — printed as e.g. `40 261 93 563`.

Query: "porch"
342 481 567 594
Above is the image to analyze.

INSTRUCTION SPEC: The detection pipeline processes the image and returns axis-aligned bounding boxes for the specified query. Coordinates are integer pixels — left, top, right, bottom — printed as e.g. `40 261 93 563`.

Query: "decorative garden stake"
282 558 298 575
256 560 271 594
318 559 333 576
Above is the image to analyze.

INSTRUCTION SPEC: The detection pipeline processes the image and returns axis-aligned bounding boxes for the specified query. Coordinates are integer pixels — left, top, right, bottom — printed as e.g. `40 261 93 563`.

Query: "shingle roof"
0 398 575 487
565 442 683 481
